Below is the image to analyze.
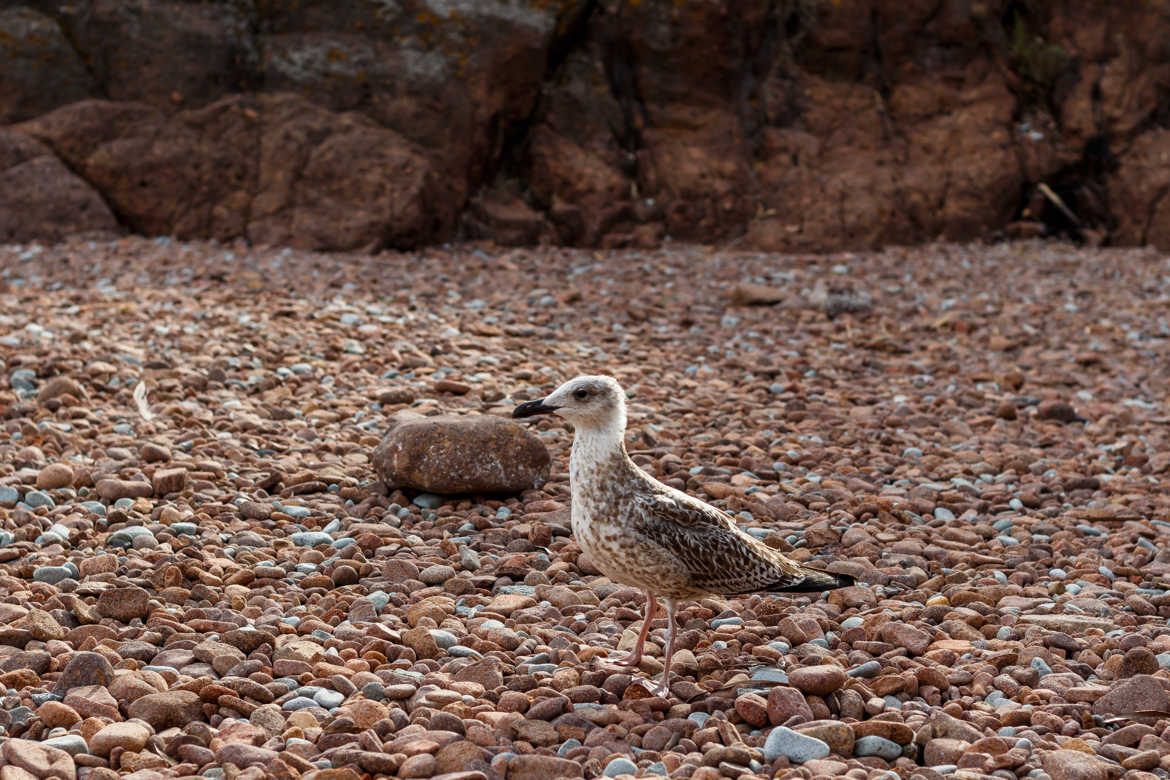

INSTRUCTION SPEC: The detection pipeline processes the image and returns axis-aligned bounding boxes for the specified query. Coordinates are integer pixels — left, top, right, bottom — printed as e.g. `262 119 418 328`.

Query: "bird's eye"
573 388 589 401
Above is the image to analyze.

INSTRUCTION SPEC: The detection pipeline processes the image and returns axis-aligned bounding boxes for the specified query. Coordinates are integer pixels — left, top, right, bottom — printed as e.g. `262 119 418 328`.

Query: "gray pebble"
313 689 344 709
763 726 830 763
854 735 901 760
282 696 318 711
429 630 458 649
710 616 743 629
848 660 882 678
447 645 481 658
24 490 54 508
361 682 386 701
290 531 333 547
603 757 638 777
413 493 443 509
459 546 481 571
0 486 19 507
107 525 155 547
751 667 788 685
933 506 955 522
33 566 74 585
42 734 88 756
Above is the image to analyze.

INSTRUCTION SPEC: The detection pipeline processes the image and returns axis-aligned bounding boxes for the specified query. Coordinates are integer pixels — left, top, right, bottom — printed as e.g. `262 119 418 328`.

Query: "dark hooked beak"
512 399 558 419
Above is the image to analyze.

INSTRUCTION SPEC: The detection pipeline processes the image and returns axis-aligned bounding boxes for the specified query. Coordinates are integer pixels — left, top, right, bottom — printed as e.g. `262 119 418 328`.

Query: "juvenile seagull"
513 375 853 694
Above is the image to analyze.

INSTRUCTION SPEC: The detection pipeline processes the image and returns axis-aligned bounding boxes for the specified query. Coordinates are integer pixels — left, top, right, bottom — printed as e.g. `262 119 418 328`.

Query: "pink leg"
647 598 679 697
613 591 658 666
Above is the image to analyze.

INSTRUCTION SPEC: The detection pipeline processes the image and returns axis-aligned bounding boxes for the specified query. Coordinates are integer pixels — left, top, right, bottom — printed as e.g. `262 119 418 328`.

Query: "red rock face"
1 0 1169 250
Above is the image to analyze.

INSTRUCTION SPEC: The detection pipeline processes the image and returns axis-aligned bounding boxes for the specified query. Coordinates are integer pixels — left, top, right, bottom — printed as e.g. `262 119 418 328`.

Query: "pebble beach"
0 237 1168 780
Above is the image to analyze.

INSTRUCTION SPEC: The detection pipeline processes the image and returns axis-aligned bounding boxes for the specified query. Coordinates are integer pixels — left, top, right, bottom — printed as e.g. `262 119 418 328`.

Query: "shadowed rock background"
1 0 1168 251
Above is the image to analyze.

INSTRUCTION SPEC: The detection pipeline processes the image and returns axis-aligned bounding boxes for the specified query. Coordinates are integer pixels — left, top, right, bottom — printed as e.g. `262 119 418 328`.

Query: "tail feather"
769 566 854 593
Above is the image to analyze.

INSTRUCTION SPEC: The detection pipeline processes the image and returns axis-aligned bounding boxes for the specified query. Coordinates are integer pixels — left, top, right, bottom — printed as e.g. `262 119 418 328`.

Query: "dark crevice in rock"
601 27 647 160
25 131 130 236
1025 134 1118 243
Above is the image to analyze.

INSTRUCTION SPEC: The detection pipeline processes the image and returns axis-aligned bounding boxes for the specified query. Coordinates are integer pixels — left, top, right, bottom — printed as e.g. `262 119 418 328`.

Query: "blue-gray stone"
10 369 37 393
840 616 864 629
368 591 390 612
33 566 74 585
413 493 443 509
170 523 198 536
933 507 955 522
429 630 458 649
24 490 54 508
1156 652 1170 669
1050 568 1067 579
447 645 482 658
602 757 638 777
143 665 178 675
854 735 901 760
688 712 710 727
645 762 667 775
763 727 830 763
0 531 13 546
495 506 511 520
996 626 1013 640
711 616 744 628
361 682 386 701
107 525 155 547
329 537 354 548
0 486 19 506
291 531 332 547
8 706 33 728
113 497 135 510
497 585 536 596
282 696 318 711
524 663 557 675
750 667 788 684
1098 565 1115 581
557 738 581 757
1009 498 1023 510
48 523 70 540
323 518 341 534
1030 658 1052 677
848 660 882 678
313 689 344 709
283 505 311 519
997 726 1016 737
79 501 106 515
43 734 89 755
903 447 923 458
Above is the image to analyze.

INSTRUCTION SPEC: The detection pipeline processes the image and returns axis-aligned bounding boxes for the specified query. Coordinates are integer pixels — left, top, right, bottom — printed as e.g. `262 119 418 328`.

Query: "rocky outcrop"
0 129 118 243
1 0 1169 252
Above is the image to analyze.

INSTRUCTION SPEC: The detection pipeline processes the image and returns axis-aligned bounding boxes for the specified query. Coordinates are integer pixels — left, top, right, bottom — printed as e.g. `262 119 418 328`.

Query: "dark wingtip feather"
769 566 854 593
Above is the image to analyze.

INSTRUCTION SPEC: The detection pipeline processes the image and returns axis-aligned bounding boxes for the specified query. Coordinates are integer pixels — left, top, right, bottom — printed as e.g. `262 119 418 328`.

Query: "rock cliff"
1 0 1167 251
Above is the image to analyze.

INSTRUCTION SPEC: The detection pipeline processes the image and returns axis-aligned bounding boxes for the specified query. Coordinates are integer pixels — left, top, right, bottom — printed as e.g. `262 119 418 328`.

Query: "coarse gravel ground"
0 236 1168 780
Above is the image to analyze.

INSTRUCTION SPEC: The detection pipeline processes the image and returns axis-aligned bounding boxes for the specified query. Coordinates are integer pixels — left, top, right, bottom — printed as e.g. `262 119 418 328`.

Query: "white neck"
570 419 625 459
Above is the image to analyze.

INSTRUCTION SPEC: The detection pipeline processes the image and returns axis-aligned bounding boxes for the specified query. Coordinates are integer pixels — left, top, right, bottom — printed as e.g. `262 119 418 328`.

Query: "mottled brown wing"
625 489 806 595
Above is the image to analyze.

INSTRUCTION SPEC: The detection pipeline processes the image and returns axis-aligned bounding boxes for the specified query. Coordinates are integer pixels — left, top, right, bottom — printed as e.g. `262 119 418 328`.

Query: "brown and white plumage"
513 375 853 694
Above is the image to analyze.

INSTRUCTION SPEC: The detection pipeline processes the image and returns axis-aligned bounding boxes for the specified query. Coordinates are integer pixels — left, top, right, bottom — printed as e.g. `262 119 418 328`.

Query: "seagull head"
512 375 627 432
